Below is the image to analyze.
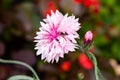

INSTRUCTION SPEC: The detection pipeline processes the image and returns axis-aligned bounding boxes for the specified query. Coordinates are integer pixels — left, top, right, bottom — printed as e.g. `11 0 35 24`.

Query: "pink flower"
84 31 93 44
34 10 81 63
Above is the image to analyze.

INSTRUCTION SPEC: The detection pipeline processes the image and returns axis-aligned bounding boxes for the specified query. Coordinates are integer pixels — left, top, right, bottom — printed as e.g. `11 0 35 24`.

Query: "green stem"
0 58 40 80
86 52 105 80
97 68 105 80
85 52 99 80
78 45 105 80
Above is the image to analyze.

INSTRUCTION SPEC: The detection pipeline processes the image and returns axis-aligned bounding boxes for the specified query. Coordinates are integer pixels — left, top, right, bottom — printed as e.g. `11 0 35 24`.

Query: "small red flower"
83 0 100 13
91 0 100 13
60 61 71 72
83 0 92 8
78 53 93 70
44 1 57 16
74 0 83 4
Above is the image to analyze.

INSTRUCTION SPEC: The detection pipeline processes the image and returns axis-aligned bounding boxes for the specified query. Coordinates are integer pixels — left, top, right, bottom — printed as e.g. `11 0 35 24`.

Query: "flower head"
84 31 93 44
34 10 81 63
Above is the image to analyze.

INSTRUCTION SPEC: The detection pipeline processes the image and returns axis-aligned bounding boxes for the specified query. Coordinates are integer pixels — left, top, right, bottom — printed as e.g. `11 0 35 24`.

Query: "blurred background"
0 0 120 80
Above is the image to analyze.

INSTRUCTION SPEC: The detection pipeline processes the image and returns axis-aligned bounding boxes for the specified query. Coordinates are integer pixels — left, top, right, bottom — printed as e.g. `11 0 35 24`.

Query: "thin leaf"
8 75 34 80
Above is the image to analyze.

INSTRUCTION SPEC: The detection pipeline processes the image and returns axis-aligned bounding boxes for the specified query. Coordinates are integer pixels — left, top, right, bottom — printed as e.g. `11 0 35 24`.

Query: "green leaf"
101 0 116 6
94 35 109 46
106 0 116 6
8 75 34 80
111 43 120 61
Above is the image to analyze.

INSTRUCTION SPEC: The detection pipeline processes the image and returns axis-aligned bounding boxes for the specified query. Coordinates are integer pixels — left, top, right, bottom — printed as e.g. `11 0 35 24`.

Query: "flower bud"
84 31 93 44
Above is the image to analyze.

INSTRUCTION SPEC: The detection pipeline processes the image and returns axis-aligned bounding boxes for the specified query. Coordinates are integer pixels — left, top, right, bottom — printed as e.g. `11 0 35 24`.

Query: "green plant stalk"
0 58 40 80
97 68 105 80
86 51 105 80
78 44 105 80
86 52 99 80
